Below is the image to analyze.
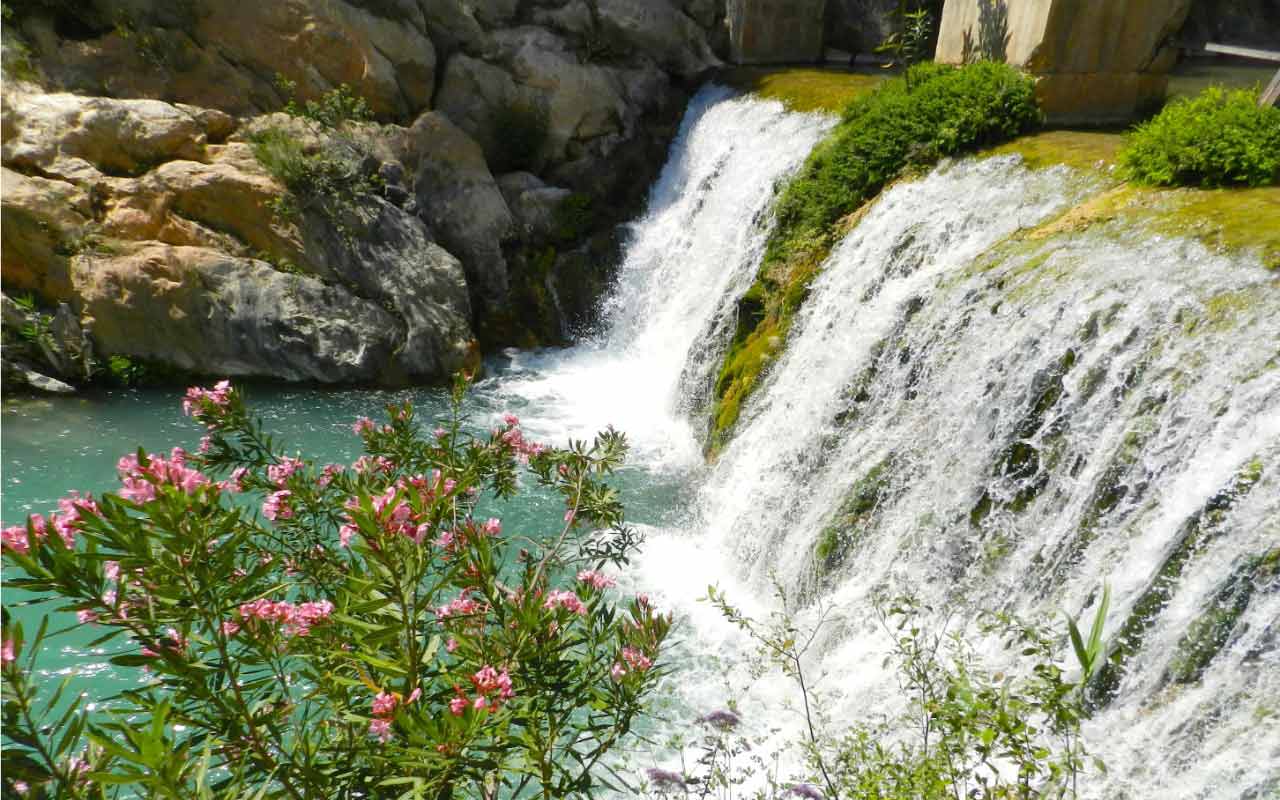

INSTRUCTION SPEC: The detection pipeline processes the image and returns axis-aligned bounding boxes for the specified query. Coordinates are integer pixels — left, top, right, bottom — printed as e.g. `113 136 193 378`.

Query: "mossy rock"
982 130 1124 174
1087 457 1266 708
814 457 893 575
715 67 885 114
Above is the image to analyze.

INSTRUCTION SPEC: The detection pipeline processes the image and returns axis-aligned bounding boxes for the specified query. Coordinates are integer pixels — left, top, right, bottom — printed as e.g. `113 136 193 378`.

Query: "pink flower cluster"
117 448 210 504
262 489 293 521
141 626 187 658
351 455 394 475
577 570 616 590
2 492 100 554
338 472 463 548
367 687 421 742
435 591 484 621
237 598 334 637
267 457 304 487
498 413 546 464
611 646 653 680
2 638 15 664
451 665 515 715
543 590 587 615
182 380 232 418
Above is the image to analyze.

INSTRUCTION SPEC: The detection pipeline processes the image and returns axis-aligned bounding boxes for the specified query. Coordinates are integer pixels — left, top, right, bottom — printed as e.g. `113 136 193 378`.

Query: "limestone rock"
2 91 215 178
297 196 475 382
17 0 436 120
596 0 720 76
498 172 573 240
390 111 514 311
434 53 528 162
1 357 77 394
422 0 489 55
726 0 828 64
0 167 90 303
72 243 404 384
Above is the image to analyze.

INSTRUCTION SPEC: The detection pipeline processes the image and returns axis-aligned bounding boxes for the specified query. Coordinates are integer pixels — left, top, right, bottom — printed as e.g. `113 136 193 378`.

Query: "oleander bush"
1119 87 1280 188
1 376 671 800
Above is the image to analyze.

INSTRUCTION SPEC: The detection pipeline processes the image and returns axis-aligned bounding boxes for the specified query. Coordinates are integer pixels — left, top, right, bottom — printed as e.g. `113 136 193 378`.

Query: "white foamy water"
487 89 1279 798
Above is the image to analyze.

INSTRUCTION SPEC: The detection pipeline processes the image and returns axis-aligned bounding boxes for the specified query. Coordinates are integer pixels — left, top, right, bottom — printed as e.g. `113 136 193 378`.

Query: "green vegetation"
814 458 891 574
1119 87 1280 188
874 4 938 69
710 62 1041 453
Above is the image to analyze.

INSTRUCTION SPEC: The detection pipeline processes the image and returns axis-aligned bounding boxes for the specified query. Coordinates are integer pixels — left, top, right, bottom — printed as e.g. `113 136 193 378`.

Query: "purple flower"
644 768 686 789
696 708 741 730
788 784 824 800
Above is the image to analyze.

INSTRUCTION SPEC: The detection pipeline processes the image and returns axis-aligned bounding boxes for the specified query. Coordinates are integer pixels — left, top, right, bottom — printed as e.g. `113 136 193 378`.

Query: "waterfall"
488 88 1277 797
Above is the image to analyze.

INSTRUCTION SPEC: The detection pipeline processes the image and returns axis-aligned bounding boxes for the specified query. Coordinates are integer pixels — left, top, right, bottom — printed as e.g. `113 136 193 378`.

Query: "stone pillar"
934 0 1193 123
728 0 829 64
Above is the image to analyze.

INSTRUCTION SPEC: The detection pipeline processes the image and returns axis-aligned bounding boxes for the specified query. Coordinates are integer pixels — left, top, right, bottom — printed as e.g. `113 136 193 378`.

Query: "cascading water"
4 86 1276 798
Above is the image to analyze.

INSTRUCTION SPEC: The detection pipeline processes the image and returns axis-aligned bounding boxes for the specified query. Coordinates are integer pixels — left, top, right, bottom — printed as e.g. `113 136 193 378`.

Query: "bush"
1118 87 1280 188
709 62 1040 450
250 127 378 239
2 377 671 799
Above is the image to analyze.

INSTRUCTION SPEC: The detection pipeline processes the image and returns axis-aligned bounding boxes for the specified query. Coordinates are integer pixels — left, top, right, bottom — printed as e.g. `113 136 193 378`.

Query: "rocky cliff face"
1 0 725 390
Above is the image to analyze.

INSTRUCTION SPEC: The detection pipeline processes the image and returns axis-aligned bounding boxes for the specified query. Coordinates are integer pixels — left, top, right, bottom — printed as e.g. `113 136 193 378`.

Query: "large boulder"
1 91 228 178
0 167 90 302
935 0 1194 122
382 111 514 314
73 243 404 383
498 172 572 240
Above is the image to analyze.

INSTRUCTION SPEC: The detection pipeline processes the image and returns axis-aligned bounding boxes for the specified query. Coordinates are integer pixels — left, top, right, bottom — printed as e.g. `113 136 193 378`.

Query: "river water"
4 86 1278 797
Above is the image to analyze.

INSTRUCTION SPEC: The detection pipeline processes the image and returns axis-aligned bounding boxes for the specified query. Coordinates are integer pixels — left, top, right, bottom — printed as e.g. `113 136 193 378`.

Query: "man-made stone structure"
727 0 828 63
935 0 1193 122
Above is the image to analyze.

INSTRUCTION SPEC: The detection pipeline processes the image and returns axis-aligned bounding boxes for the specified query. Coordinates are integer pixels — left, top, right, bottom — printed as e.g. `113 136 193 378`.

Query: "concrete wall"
728 0 829 63
935 0 1193 123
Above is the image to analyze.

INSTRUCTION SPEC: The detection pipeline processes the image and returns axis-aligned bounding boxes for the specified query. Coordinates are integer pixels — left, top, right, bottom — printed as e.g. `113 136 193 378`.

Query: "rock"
388 111 514 313
823 0 897 57
0 167 90 303
297 195 475 382
1 357 77 394
498 172 573 239
1 90 214 178
73 242 405 384
422 0 489 55
530 1 596 39
15 0 436 120
935 0 1194 122
434 53 528 162
596 0 719 76
489 28 631 157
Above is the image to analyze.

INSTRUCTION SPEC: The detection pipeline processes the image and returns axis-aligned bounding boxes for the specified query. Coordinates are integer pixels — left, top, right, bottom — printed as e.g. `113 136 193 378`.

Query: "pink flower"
449 695 468 716
3 639 16 664
77 609 99 624
339 524 358 548
2 525 30 555
446 638 459 653
543 590 587 615
118 477 157 504
262 490 293 521
564 509 576 524
221 620 241 637
577 570 616 590
371 692 397 717
610 662 626 681
503 413 520 427
406 688 422 704
433 427 447 439
473 696 489 711
368 718 393 742
198 435 213 454
621 646 652 672
267 457 304 487
483 518 502 536
182 381 233 418
352 417 375 435
104 561 120 581
318 464 342 487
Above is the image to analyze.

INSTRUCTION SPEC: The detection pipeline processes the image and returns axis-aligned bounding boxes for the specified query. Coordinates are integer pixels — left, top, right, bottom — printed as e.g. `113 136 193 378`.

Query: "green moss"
982 130 1123 173
716 66 885 114
815 458 893 574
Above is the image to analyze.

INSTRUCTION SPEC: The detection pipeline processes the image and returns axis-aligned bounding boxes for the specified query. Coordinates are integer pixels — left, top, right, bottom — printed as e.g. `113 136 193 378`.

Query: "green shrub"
1118 87 1280 188
709 62 1040 451
250 127 377 239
